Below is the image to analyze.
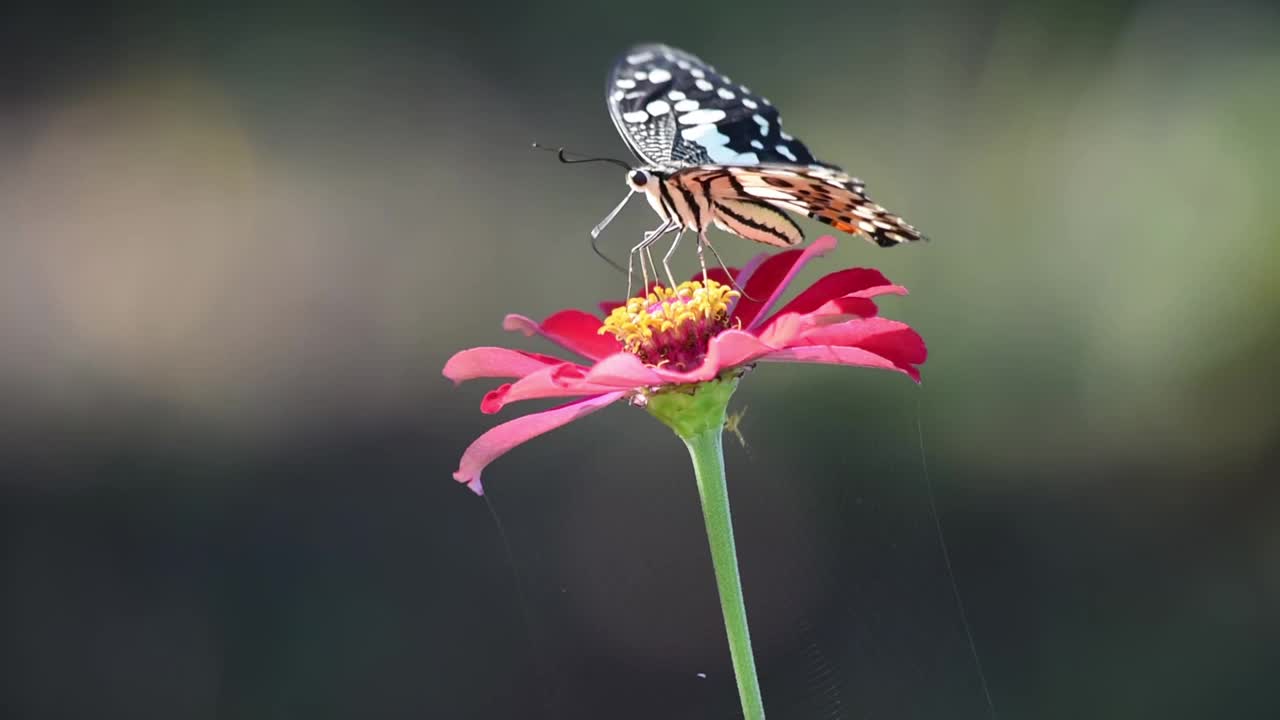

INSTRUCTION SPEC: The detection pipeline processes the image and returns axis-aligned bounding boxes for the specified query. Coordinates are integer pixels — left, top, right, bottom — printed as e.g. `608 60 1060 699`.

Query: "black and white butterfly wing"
606 44 823 168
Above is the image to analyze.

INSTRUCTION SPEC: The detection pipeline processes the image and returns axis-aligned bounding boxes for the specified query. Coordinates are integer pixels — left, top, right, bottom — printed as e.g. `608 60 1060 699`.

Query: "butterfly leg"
661 228 685 290
699 232 757 300
696 230 710 284
629 219 675 297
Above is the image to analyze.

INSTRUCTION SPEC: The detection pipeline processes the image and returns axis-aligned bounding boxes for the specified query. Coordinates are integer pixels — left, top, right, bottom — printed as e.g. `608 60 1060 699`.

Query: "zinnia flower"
445 234 927 718
444 235 926 495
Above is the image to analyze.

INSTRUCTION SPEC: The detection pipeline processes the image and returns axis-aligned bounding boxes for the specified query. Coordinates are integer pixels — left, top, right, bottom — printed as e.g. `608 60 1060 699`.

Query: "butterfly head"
625 167 666 192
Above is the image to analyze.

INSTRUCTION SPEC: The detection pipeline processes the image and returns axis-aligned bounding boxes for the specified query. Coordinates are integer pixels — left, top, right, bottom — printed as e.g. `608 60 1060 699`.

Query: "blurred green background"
2 1 1277 718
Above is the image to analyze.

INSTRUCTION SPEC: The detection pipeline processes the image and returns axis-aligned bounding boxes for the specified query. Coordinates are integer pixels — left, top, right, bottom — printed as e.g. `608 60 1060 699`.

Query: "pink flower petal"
733 235 839 329
480 363 623 414
583 352 668 387
503 310 620 361
443 347 574 384
756 267 905 328
650 330 780 384
760 345 922 382
730 251 771 290
453 391 626 495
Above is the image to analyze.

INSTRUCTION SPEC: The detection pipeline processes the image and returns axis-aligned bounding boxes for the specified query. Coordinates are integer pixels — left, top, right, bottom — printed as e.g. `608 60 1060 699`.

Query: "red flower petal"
756 267 905 329
808 296 882 319
724 251 771 318
503 310 620 361
799 320 928 367
480 363 621 414
690 265 739 286
732 235 839 329
443 347 573 384
453 391 626 495
760 345 921 382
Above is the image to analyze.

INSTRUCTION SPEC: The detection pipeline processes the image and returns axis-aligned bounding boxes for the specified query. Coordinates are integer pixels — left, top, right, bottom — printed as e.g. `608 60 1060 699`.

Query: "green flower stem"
647 376 765 719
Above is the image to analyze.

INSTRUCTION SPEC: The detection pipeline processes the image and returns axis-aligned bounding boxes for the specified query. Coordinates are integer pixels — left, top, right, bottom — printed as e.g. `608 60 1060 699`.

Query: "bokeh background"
3 1 1278 718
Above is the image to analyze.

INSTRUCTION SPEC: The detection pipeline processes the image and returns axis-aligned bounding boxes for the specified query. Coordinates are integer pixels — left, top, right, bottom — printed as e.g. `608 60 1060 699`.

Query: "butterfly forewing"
607 44 821 168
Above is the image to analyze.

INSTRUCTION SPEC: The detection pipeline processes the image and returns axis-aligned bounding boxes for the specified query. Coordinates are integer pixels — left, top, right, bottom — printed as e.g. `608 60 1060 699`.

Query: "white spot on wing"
775 144 797 161
858 220 877 233
677 60 691 70
694 79 713 92
752 114 769 136
615 78 636 89
674 99 700 112
645 100 671 116
750 139 764 149
681 124 720 141
627 51 655 64
611 90 624 101
634 71 648 80
622 110 650 123
780 131 794 141
667 90 686 100
690 68 705 78
717 87 735 99
741 98 758 110
679 108 727 125
648 69 672 83
681 124 757 164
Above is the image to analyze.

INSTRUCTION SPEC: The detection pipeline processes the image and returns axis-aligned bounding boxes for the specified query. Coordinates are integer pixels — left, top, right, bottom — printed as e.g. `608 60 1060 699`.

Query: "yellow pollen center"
599 280 740 370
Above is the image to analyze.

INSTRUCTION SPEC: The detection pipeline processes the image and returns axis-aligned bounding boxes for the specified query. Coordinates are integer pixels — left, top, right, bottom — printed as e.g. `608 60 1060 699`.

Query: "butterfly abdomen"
711 198 805 247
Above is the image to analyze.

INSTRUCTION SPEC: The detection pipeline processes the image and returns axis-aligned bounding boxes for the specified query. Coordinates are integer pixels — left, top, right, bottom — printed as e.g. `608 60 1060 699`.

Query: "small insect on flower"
593 43 928 289
724 405 749 449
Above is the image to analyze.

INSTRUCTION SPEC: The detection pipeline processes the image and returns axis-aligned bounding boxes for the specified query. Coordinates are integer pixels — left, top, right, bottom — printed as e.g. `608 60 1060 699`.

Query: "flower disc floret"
599 280 740 371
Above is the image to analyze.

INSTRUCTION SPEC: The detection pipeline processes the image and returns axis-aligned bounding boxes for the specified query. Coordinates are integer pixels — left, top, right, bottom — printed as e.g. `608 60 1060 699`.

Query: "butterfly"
591 43 926 289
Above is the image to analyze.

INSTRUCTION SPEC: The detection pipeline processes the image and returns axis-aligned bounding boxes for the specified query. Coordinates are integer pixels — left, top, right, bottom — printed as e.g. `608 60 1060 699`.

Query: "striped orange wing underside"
711 165 926 247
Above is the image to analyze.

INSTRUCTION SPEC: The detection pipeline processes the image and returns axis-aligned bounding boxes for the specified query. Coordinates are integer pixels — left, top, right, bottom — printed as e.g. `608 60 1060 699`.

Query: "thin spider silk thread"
730 402 846 719
483 492 563 718
914 395 998 719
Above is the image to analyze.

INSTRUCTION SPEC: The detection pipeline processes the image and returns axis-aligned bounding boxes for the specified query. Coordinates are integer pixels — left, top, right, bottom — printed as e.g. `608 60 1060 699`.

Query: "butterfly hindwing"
607 44 821 168
672 165 925 248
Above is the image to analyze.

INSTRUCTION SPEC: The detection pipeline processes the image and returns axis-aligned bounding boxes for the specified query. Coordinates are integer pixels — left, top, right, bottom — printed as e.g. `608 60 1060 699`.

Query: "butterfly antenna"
589 190 636 274
592 235 627 275
531 143 631 170
532 143 631 275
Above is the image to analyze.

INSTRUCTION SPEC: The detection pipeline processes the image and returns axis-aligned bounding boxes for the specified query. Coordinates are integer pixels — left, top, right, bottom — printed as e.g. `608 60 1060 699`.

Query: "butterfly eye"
628 170 648 187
